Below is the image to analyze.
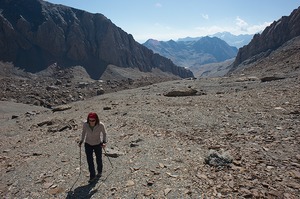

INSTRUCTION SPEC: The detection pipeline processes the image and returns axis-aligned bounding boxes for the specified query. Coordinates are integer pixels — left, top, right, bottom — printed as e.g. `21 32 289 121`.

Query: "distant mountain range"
0 0 299 80
177 32 254 49
143 36 238 71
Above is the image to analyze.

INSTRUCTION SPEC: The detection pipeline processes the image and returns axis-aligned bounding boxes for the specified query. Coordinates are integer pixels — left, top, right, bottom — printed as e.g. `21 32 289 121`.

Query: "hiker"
78 112 107 183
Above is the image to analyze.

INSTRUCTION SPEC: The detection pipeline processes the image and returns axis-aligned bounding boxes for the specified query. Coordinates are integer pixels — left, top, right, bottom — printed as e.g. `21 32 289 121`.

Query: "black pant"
84 143 103 179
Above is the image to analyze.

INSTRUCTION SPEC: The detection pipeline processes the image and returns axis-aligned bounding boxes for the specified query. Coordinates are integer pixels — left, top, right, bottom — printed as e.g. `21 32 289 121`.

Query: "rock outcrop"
0 0 193 79
230 6 300 72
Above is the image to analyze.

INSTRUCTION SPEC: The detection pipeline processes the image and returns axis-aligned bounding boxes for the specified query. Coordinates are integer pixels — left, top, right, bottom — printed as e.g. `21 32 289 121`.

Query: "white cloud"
194 20 271 37
236 16 248 27
235 16 248 31
155 3 162 8
247 22 271 34
202 14 209 20
234 17 271 34
132 19 272 43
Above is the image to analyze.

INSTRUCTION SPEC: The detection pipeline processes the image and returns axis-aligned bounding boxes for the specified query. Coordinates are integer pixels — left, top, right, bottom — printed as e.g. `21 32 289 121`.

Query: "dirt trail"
1 75 300 198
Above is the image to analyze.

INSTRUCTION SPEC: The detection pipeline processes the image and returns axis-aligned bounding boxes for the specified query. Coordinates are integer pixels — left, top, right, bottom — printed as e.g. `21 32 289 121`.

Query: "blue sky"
46 0 300 43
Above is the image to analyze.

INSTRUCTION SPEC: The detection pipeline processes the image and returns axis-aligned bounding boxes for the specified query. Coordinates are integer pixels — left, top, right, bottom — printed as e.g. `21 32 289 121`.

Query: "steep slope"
143 37 238 69
0 0 193 79
228 36 300 78
230 6 300 73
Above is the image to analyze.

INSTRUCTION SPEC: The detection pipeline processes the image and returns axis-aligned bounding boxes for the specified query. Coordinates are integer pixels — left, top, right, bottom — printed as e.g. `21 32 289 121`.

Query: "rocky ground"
0 63 300 198
0 63 180 109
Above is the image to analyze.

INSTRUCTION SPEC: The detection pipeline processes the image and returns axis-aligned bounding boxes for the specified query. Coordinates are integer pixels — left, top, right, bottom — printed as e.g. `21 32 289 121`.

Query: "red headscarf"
88 112 97 119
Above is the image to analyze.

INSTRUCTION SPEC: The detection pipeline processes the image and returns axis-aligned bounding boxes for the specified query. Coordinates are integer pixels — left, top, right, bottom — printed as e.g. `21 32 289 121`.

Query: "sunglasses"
89 119 96 122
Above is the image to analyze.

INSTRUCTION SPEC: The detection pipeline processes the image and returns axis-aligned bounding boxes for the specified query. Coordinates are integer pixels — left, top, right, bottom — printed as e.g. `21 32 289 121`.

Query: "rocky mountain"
178 32 254 48
230 6 300 73
0 0 193 80
210 32 254 48
143 36 238 70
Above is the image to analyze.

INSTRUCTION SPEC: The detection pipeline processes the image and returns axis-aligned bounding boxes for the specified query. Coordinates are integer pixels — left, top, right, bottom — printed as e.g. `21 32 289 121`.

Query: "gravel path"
1 75 300 198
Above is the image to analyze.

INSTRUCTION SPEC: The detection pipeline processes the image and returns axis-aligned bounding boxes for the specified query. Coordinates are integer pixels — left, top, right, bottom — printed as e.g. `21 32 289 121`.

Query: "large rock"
0 0 193 79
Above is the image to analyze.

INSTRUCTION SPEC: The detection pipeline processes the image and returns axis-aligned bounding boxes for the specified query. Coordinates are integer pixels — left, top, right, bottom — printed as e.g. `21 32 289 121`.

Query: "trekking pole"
103 147 113 168
67 145 82 195
79 145 82 173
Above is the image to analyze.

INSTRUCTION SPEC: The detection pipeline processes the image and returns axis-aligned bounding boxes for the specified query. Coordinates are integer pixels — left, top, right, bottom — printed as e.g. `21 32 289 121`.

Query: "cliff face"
231 6 300 71
0 0 193 79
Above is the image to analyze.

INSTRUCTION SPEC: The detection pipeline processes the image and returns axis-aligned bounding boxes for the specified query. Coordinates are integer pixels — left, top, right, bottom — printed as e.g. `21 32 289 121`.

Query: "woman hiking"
78 112 107 183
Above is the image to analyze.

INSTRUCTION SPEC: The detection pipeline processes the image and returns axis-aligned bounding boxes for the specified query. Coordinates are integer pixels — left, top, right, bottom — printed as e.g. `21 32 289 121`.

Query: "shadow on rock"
66 179 99 199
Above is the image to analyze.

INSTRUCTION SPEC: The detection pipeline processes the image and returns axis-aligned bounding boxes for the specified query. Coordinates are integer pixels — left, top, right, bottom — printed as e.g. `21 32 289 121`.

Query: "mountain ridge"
177 32 253 48
231 6 300 72
143 36 238 71
0 0 193 79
